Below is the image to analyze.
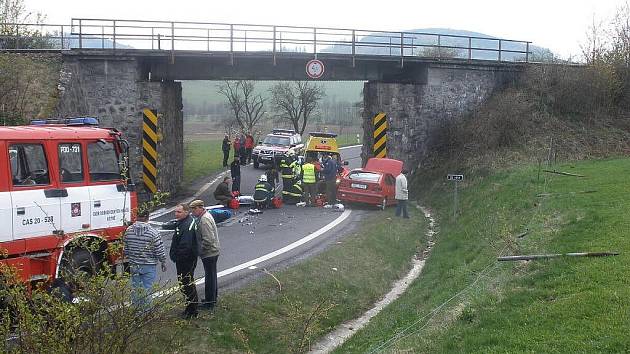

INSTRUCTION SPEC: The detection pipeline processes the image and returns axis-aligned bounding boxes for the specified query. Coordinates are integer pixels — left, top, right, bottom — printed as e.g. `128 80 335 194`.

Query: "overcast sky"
24 0 627 59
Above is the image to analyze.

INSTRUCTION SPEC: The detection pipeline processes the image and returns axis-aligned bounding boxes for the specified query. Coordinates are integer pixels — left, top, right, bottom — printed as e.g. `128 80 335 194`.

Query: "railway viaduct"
5 19 530 197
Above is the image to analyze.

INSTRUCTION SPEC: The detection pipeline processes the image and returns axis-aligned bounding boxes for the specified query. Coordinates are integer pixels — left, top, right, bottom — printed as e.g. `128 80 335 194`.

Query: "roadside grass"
182 138 225 186
336 132 362 147
151 208 427 353
336 157 630 353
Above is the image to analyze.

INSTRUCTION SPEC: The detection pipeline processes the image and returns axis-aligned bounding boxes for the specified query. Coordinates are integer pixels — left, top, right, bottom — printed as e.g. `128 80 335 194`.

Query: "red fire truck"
0 117 136 286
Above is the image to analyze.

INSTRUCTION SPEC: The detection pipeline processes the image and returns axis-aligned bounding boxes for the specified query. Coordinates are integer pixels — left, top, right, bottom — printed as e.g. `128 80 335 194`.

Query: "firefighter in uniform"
280 150 296 193
282 179 303 204
253 174 274 209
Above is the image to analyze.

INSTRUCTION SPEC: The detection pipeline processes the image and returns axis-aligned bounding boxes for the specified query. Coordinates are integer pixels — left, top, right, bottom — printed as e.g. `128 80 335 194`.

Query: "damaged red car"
337 157 403 210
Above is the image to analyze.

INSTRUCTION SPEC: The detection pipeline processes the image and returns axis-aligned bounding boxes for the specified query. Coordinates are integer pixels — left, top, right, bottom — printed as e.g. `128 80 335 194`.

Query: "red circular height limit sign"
306 59 325 79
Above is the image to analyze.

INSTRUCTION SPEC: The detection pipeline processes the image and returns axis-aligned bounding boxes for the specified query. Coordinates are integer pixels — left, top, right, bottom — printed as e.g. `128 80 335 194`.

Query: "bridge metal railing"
0 19 532 62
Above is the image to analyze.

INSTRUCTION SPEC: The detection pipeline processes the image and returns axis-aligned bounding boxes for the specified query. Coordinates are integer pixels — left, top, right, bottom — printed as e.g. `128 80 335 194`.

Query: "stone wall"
56 56 183 199
362 64 521 170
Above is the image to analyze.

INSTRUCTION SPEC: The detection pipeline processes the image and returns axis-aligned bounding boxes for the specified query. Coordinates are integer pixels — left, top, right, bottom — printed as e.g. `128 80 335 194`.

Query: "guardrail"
0 19 532 62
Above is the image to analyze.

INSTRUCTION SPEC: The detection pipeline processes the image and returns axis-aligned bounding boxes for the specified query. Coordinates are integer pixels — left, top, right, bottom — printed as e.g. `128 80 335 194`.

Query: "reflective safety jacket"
302 163 316 184
282 180 303 197
253 181 274 202
280 158 294 179
292 161 302 180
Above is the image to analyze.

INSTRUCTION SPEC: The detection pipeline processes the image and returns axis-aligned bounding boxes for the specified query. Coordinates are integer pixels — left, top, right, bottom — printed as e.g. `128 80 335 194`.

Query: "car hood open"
364 158 403 176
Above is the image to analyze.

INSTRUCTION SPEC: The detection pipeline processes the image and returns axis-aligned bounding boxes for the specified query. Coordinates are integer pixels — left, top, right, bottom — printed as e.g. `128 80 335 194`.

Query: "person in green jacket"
302 157 317 206
190 199 220 310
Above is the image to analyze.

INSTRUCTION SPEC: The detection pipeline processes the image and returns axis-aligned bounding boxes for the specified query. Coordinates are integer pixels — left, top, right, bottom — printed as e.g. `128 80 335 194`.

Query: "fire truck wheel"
62 248 102 278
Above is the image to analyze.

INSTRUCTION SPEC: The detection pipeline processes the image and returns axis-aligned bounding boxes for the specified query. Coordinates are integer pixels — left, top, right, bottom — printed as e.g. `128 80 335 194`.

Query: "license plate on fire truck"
351 183 367 189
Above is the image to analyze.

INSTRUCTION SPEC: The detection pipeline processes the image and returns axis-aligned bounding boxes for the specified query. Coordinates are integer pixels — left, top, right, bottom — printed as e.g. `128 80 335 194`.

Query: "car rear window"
348 171 381 183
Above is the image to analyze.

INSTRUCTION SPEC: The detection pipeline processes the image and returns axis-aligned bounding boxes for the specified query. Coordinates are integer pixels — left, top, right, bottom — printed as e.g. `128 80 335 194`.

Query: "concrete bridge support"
56 55 183 199
362 64 520 170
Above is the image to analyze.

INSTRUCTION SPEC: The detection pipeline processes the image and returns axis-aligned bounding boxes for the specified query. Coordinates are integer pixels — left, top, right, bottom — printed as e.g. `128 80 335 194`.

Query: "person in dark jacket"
163 203 198 318
266 164 279 191
244 134 254 164
230 157 241 193
221 134 231 167
322 154 339 204
239 135 247 165
213 176 233 206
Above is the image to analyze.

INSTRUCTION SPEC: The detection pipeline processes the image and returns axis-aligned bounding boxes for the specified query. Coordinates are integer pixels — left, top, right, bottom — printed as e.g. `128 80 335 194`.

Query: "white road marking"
206 208 351 282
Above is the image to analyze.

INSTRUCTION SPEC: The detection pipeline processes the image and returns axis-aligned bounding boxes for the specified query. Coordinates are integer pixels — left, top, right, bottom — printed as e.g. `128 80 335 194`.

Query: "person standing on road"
222 134 231 167
239 134 247 165
163 204 199 318
322 154 339 204
395 169 409 218
245 133 254 164
190 199 220 310
213 176 233 207
302 157 317 206
230 156 241 193
124 209 167 307
233 136 241 159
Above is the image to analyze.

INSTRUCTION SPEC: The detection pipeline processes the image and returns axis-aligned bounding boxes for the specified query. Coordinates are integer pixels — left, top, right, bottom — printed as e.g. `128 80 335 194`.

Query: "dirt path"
308 205 437 354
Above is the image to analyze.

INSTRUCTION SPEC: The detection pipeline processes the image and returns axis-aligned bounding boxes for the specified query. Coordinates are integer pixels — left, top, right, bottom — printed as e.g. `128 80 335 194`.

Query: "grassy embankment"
335 157 630 353
148 207 427 353
182 138 225 186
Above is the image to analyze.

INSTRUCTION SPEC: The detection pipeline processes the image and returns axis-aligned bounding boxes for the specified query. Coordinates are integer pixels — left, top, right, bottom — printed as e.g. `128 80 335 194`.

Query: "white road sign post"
306 59 325 79
447 174 464 218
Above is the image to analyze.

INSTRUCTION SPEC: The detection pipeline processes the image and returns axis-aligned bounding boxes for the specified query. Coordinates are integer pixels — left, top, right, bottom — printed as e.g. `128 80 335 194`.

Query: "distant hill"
323 28 552 61
46 35 134 49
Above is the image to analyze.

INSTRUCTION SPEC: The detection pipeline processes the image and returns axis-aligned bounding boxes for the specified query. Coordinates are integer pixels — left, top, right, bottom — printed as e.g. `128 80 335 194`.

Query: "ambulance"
0 118 136 286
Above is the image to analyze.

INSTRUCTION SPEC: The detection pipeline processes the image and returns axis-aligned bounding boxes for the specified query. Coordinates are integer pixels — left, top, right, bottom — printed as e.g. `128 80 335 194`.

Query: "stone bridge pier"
56 54 183 200
362 63 521 171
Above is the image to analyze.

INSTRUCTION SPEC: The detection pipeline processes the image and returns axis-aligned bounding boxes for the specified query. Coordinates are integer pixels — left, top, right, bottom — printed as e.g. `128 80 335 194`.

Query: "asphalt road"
151 145 368 299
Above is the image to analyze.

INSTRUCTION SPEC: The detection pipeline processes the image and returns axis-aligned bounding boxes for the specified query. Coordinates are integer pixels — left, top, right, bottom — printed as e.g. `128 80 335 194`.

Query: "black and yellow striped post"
142 108 159 194
372 112 388 158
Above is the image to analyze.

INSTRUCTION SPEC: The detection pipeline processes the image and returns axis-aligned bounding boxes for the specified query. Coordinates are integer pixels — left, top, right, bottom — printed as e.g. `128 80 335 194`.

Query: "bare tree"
269 81 325 135
217 80 266 133
580 14 608 64
0 0 50 49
